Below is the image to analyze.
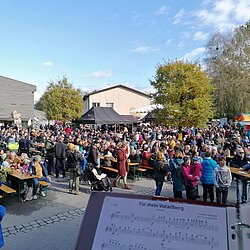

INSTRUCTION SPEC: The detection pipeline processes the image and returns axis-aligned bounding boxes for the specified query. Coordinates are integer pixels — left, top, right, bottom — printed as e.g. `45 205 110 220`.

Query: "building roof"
34 109 48 122
83 84 150 99
0 75 36 90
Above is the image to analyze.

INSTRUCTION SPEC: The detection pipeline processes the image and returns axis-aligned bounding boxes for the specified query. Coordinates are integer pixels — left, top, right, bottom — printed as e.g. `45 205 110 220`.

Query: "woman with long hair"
153 150 167 196
169 150 184 198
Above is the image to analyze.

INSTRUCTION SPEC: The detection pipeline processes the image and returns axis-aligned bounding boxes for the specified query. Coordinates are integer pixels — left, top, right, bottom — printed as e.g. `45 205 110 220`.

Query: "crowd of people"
0 122 249 205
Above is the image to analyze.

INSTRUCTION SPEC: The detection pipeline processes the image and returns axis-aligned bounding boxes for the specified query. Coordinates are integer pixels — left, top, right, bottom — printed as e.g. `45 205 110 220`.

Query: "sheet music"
92 197 228 250
240 205 250 250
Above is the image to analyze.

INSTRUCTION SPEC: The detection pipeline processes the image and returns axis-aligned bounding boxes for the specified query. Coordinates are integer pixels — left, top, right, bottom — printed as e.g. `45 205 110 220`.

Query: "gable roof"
74 107 130 124
0 75 36 90
83 84 150 99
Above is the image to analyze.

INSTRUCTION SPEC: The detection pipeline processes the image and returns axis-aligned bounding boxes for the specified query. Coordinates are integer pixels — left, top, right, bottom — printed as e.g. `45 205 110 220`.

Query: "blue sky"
0 0 249 101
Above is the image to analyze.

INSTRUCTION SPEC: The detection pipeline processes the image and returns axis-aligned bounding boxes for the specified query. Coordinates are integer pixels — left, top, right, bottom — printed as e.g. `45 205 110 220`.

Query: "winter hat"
68 143 74 150
193 156 202 163
183 156 190 162
2 161 9 168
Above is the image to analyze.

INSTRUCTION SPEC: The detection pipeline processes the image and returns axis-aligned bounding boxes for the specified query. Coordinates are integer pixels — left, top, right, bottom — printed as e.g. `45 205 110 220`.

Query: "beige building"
83 85 151 115
0 75 36 127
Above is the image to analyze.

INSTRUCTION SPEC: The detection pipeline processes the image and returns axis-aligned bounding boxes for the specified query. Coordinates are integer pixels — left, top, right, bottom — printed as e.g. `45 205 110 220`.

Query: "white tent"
131 104 162 113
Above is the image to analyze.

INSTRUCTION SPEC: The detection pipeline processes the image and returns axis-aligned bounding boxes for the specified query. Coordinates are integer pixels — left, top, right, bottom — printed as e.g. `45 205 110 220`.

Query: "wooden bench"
100 166 118 174
136 168 147 180
0 184 16 195
38 181 51 197
0 184 16 204
140 165 154 178
141 165 153 170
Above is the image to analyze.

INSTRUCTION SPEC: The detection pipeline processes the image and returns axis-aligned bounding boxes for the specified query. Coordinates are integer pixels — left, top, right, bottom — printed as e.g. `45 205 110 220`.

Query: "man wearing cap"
230 148 249 204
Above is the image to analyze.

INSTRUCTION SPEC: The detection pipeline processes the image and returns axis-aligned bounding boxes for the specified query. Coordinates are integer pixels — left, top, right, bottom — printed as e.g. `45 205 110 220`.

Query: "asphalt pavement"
1 175 245 250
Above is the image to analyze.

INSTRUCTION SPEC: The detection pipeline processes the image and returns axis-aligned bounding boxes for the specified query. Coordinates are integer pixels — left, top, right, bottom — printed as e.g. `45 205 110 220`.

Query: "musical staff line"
104 224 219 248
111 212 218 231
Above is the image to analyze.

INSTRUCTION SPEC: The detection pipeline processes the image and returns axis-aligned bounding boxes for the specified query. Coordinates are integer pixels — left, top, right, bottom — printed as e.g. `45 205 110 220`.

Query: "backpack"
24 187 33 201
177 166 184 185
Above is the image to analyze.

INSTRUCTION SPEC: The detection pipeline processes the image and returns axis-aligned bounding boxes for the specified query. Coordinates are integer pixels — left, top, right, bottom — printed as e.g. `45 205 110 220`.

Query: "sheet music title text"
139 202 184 212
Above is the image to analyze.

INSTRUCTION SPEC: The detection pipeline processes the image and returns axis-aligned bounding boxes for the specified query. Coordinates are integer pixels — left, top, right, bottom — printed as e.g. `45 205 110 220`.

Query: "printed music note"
92 197 228 250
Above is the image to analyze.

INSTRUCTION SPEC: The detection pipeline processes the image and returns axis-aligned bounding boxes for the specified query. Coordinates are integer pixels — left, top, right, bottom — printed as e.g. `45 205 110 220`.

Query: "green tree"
37 76 84 122
151 60 214 128
204 21 250 119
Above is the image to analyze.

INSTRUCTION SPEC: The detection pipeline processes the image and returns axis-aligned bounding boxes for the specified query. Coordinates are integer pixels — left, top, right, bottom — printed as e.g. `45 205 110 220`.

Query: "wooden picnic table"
100 162 141 181
8 170 37 201
230 167 250 179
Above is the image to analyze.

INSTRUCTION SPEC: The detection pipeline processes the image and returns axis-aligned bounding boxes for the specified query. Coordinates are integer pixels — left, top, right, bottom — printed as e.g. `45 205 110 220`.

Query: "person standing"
169 151 185 198
0 205 6 248
201 151 217 202
18 135 29 155
153 151 167 196
214 156 232 204
182 156 200 200
45 135 55 175
87 140 100 167
230 148 249 204
54 136 67 178
67 145 84 195
114 142 130 189
191 156 202 198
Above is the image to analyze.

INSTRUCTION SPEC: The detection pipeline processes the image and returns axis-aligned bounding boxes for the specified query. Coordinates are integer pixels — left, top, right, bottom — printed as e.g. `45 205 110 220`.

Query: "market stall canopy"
74 107 130 124
141 112 155 122
131 104 162 113
121 115 140 123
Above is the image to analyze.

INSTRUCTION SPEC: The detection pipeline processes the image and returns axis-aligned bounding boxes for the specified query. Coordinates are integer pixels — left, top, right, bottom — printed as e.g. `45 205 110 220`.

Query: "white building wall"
88 87 151 115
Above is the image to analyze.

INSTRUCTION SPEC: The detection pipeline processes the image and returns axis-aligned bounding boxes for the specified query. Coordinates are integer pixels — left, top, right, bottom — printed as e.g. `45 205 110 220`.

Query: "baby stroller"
85 163 112 193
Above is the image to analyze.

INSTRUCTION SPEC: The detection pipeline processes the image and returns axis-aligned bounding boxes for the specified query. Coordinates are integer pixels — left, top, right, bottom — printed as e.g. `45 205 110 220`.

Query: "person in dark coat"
18 135 29 155
45 135 55 175
128 148 140 164
153 150 167 196
169 150 185 198
87 140 100 167
230 147 249 204
67 145 84 195
114 142 130 189
54 136 67 178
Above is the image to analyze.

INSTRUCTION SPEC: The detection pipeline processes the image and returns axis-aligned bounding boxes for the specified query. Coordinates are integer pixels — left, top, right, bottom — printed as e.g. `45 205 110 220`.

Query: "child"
190 156 202 198
214 156 232 204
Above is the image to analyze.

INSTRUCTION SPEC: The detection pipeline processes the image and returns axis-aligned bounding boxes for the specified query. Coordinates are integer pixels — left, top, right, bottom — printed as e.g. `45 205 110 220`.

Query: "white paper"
92 197 229 250
240 205 250 250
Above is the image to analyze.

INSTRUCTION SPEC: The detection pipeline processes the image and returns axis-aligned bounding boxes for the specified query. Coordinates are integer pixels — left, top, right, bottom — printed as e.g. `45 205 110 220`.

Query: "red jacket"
182 164 200 187
117 148 129 177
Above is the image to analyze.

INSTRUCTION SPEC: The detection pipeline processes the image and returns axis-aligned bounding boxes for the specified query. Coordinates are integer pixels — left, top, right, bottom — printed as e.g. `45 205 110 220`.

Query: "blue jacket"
169 158 185 192
0 205 6 248
201 157 217 184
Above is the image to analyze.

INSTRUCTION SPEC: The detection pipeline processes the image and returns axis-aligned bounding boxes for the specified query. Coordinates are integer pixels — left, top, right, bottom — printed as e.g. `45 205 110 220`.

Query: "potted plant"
0 167 8 186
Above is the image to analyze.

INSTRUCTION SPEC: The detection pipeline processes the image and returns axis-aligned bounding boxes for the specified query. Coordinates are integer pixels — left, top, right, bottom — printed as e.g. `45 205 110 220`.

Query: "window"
106 102 114 108
92 102 100 107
